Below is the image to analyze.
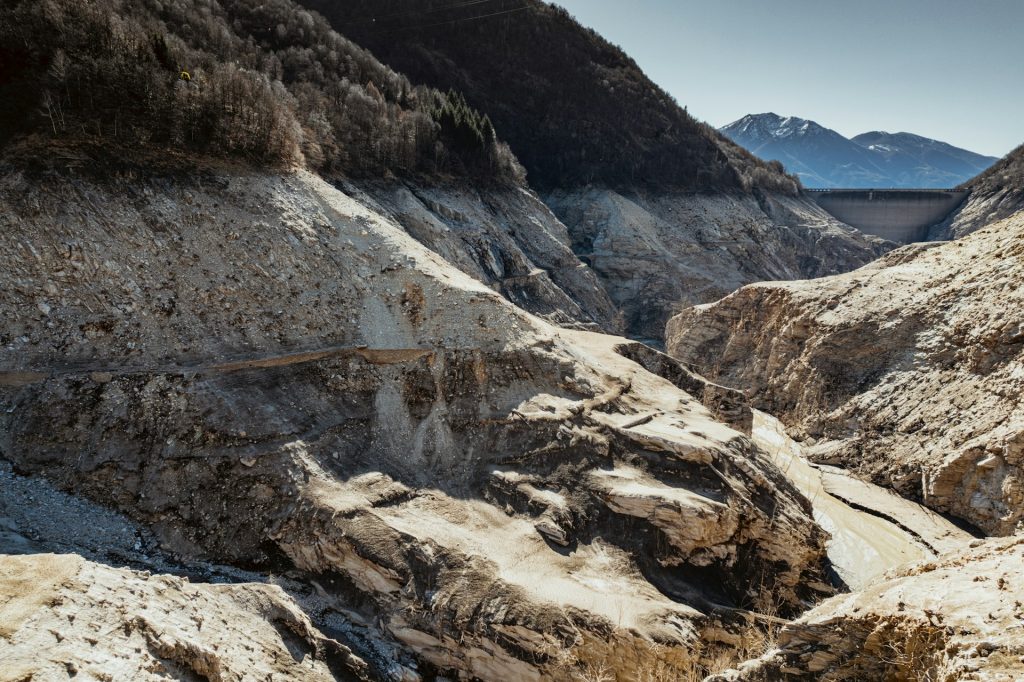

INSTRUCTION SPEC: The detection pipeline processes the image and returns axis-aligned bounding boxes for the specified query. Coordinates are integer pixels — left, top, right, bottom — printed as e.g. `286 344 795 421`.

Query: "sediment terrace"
807 188 969 242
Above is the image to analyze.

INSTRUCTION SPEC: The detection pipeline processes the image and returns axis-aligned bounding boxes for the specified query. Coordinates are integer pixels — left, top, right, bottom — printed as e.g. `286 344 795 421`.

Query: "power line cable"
361 4 532 34
342 0 503 27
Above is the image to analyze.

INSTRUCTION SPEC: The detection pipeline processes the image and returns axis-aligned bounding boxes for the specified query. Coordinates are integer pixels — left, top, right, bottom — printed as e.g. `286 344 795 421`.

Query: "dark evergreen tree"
0 0 524 183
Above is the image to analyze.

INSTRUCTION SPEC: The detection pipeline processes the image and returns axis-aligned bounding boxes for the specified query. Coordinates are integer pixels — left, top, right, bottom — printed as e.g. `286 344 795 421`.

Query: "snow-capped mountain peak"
726 113 830 142
719 114 999 188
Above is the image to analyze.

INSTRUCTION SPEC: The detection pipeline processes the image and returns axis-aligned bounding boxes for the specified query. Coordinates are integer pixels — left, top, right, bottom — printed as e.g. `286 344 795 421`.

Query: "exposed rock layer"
667 212 1024 535
750 410 970 591
0 553 369 681
0 165 829 680
345 179 886 344
547 188 889 341
710 537 1024 681
350 180 622 333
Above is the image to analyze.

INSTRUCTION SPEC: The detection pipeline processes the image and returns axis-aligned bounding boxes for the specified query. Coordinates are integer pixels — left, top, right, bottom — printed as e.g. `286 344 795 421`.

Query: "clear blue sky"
552 0 1022 157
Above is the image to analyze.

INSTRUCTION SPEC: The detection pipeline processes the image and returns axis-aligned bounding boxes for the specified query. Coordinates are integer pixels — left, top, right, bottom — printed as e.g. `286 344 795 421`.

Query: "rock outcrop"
750 410 971 591
547 188 890 341
349 180 622 333
667 211 1024 536
710 537 1024 681
0 163 829 680
0 553 369 681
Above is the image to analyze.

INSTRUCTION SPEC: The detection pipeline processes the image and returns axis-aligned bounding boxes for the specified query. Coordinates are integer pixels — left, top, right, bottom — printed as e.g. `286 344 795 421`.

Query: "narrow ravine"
751 410 972 590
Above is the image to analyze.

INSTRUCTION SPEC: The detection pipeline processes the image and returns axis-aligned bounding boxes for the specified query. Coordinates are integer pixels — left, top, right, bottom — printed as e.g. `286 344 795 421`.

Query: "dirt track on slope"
0 345 435 387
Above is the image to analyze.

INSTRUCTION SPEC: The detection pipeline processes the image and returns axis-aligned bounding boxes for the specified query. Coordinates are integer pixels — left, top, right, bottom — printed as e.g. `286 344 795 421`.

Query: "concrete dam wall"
807 189 969 243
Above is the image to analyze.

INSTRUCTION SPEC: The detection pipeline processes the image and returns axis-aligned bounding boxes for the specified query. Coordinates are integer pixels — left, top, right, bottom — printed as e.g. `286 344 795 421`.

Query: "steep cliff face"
710 537 1024 681
348 180 622 333
667 212 1024 536
547 188 889 341
0 163 829 680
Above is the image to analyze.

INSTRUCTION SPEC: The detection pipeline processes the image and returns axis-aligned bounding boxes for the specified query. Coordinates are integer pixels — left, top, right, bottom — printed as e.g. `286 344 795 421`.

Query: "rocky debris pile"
709 537 1024 681
0 553 369 681
546 188 889 342
667 211 1024 536
0 166 829 680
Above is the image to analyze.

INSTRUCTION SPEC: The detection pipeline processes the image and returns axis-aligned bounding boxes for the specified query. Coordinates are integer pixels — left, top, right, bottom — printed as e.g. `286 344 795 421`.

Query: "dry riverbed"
751 410 971 590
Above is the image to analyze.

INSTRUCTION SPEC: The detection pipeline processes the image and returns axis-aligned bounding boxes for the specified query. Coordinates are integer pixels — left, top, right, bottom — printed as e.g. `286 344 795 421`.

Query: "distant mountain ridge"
721 113 998 188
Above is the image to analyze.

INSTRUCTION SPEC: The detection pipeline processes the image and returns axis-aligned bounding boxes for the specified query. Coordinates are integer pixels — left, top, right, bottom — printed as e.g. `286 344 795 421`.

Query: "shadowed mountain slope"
300 0 800 195
0 0 521 181
300 0 888 342
852 130 998 186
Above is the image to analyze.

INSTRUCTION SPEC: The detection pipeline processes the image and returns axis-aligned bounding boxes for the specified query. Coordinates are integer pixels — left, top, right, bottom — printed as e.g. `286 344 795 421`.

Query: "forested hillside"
929 143 1024 239
962 144 1024 196
0 0 522 181
301 0 800 194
